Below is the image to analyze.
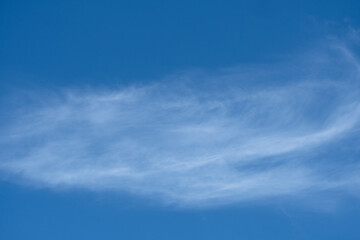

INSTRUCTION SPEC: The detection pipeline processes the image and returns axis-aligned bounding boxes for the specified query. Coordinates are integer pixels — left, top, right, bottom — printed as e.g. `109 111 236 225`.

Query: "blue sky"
1 0 360 239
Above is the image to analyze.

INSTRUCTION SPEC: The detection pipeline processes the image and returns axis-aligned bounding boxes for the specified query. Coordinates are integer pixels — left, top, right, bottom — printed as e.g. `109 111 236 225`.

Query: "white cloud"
1 37 360 207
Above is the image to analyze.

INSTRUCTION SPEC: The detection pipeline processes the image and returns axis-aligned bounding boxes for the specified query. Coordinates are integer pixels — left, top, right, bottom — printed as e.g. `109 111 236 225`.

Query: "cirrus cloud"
1 35 360 207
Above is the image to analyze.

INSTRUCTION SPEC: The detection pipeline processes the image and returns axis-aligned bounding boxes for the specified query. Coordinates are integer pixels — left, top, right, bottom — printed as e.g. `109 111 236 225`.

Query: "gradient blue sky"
1 1 360 239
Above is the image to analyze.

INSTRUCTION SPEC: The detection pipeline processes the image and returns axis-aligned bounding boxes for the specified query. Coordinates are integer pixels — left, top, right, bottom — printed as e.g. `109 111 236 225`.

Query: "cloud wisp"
1 38 360 207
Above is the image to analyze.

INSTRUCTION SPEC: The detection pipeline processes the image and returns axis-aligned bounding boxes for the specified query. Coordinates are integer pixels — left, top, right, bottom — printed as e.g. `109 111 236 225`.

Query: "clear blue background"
1 1 360 239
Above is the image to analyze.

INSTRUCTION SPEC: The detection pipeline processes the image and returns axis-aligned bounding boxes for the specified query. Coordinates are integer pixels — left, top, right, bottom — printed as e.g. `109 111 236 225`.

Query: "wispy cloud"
1 35 360 207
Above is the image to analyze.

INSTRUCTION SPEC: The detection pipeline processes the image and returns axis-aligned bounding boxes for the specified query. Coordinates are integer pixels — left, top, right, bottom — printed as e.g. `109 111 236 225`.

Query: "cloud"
1 36 360 207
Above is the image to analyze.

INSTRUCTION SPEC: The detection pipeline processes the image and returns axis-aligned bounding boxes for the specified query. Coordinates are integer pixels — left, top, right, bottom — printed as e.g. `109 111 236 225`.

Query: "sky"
1 0 360 239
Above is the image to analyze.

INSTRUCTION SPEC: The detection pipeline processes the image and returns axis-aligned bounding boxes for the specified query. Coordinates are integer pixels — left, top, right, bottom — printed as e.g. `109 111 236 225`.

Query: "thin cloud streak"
1 38 360 207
